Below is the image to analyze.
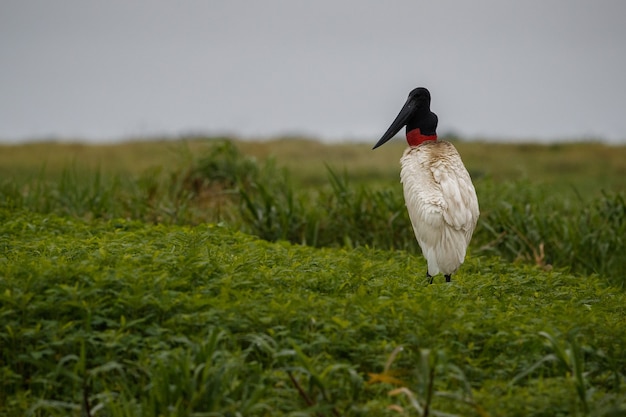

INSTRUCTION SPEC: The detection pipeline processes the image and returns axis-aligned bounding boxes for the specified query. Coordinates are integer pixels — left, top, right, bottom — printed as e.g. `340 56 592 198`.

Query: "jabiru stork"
373 87 479 284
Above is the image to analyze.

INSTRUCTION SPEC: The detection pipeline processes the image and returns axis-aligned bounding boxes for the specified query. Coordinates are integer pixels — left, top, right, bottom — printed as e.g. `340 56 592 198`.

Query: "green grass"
1 137 626 416
1 139 624 287
2 137 626 192
2 209 626 416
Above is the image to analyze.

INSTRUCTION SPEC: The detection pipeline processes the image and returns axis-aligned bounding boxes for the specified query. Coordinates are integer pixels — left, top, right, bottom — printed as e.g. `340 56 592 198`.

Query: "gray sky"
1 0 625 143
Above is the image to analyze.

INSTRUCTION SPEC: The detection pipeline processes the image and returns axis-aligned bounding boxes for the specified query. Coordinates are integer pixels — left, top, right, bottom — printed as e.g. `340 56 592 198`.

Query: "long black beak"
372 97 415 149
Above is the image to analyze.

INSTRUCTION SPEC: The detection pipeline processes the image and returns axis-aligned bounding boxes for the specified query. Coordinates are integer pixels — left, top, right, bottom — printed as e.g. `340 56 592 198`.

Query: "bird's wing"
431 150 480 235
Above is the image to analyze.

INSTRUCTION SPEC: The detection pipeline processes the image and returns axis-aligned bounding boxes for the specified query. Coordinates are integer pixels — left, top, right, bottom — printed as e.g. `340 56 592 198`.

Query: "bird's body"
400 141 479 278
373 87 479 283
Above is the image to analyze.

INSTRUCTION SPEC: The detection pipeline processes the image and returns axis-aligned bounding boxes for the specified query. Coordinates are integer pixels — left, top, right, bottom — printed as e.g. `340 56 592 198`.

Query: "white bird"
373 87 479 284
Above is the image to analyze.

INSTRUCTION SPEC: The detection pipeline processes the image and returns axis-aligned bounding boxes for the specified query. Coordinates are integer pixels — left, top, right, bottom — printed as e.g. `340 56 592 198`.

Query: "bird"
373 87 479 284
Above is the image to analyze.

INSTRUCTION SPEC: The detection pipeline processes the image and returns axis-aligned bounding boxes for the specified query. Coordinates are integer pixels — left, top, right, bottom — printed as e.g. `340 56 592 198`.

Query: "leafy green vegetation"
4 139 623 285
2 209 625 416
1 137 625 416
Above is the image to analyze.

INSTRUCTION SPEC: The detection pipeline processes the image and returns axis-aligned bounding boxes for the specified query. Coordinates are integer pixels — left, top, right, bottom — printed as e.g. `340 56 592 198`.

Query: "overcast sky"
1 0 625 143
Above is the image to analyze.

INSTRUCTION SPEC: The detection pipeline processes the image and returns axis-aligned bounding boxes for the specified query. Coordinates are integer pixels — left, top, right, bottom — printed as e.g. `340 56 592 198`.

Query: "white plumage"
400 141 479 278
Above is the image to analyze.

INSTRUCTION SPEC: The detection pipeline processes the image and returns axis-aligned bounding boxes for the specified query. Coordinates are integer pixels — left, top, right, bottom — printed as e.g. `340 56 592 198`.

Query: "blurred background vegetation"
1 137 625 286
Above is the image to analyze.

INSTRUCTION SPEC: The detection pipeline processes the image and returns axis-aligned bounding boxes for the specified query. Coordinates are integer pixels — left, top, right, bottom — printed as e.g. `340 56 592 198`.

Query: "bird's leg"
445 275 451 283
427 272 434 285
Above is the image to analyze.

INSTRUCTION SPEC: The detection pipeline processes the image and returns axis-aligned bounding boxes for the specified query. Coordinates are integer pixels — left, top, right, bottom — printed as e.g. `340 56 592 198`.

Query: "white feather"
400 140 479 276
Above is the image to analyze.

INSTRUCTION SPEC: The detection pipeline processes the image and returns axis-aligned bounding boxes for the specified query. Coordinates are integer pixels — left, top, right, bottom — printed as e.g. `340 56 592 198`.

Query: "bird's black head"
408 87 431 108
373 87 438 149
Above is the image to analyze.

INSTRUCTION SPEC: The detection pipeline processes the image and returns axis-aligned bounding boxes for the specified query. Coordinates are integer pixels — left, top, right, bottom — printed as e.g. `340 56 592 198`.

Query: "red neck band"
407 129 437 146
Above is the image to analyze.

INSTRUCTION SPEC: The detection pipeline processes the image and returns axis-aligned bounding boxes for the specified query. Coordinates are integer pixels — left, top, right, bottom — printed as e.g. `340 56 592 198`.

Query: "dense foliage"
2 139 625 416
2 209 625 416
2 140 624 286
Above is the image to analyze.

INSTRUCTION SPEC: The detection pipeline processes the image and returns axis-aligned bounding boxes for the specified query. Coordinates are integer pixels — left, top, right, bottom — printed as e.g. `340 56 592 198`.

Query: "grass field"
1 137 625 416
2 137 626 191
